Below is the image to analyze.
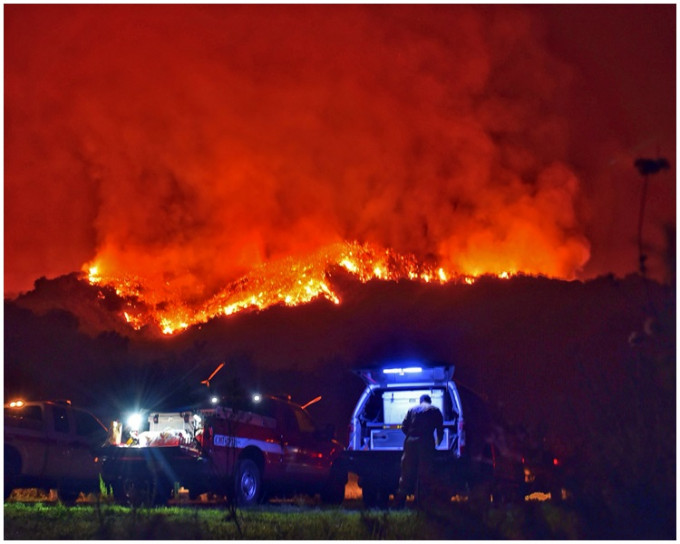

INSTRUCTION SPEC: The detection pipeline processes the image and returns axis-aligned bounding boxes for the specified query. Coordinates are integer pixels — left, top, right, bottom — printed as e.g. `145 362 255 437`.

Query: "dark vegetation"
565 297 675 539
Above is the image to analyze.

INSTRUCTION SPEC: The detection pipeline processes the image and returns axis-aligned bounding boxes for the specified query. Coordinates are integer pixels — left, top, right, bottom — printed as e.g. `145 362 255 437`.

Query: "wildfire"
85 241 519 335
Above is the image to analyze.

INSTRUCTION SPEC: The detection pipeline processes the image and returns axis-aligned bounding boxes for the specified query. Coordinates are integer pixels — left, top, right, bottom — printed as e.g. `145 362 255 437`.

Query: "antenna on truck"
201 362 225 388
301 396 322 410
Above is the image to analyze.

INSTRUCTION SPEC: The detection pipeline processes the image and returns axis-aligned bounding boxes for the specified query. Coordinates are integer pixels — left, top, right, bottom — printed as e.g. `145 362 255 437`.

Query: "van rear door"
354 365 454 388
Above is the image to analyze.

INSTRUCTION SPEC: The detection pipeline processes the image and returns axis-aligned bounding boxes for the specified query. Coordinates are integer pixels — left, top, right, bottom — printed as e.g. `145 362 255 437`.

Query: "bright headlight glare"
127 413 143 431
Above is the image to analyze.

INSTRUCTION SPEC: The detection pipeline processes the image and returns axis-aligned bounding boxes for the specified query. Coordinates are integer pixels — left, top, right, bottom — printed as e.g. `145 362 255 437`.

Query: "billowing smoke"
6 5 672 299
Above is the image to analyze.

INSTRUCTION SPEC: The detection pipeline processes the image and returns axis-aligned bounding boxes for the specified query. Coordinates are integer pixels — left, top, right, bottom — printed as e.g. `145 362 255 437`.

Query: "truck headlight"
127 413 143 432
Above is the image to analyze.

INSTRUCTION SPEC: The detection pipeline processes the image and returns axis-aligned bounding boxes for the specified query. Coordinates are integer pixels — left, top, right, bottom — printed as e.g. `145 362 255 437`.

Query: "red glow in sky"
4 5 675 298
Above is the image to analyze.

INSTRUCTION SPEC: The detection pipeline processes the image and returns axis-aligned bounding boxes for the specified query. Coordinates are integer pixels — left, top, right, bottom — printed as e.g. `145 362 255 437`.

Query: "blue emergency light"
382 366 423 375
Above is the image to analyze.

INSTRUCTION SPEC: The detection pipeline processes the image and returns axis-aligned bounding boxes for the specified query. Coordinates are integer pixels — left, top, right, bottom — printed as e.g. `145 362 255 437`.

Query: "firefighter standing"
393 394 444 508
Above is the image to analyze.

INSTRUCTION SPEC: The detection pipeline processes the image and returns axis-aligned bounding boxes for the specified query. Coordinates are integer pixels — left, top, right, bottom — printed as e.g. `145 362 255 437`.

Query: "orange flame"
85 240 524 335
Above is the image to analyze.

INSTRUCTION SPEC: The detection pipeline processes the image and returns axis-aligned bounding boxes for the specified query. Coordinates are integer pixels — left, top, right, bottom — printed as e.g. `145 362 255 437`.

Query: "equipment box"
382 389 445 425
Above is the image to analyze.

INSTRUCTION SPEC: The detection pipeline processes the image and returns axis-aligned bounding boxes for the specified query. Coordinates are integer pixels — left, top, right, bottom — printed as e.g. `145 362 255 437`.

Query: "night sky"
3 5 676 453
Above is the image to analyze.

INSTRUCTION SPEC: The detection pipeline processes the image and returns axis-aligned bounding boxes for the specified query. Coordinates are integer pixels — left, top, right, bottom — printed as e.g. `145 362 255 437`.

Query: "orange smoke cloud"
438 163 590 278
14 5 674 309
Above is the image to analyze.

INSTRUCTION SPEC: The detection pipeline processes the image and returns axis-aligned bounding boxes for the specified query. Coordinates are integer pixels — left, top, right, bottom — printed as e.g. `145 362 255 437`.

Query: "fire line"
85 241 518 335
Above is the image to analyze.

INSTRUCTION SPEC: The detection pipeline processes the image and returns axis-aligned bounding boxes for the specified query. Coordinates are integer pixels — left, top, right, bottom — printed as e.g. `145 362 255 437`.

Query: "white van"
343 364 479 506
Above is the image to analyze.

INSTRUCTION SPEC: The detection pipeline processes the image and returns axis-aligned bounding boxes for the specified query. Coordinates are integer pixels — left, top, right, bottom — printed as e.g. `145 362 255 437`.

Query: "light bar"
9 400 25 408
382 367 423 375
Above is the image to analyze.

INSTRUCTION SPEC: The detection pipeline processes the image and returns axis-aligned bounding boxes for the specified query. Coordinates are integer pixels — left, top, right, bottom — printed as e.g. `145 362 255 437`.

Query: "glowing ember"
84 240 526 335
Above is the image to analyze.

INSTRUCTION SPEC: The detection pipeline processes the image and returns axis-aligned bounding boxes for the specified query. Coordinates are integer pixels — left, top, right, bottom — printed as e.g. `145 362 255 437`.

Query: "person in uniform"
393 394 444 508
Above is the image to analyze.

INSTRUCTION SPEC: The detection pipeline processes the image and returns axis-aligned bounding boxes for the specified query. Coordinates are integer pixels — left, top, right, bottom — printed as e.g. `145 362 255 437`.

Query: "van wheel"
320 464 347 505
491 482 524 504
550 486 564 502
362 484 389 508
233 459 262 507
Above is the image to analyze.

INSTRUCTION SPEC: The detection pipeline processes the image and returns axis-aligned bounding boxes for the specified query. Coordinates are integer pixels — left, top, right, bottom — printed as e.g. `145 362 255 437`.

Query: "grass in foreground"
3 500 582 540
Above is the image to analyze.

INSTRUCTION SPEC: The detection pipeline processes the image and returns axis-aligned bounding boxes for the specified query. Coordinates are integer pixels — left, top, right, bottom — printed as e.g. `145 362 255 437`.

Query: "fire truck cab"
101 394 347 506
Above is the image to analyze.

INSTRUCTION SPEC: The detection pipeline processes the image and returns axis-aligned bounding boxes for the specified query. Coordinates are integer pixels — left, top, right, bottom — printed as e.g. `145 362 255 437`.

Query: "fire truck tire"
234 459 262 507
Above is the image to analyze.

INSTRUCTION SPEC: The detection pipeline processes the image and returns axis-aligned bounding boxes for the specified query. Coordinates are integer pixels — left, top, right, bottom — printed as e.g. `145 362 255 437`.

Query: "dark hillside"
5 273 673 445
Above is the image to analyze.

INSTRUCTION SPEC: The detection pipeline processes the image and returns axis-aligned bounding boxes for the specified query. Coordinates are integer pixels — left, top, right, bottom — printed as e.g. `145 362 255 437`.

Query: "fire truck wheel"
234 459 262 507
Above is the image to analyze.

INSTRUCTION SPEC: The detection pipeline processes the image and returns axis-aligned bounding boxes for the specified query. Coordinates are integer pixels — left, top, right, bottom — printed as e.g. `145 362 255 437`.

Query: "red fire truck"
100 394 347 506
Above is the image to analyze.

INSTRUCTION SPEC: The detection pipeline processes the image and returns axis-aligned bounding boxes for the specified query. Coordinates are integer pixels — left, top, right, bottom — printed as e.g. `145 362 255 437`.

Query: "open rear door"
354 365 454 388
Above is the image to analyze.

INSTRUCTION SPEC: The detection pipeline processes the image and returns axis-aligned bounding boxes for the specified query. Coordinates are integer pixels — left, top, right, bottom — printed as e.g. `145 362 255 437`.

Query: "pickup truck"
4 400 108 502
100 394 348 506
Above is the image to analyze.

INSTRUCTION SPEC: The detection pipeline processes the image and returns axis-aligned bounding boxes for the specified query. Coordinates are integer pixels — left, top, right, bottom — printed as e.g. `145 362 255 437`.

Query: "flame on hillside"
85 241 523 335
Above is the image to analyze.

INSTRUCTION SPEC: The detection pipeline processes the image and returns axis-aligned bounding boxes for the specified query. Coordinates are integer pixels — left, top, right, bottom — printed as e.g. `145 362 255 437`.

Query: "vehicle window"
5 405 44 431
248 398 276 419
281 405 298 433
293 408 316 434
52 406 70 434
362 391 383 423
74 410 106 438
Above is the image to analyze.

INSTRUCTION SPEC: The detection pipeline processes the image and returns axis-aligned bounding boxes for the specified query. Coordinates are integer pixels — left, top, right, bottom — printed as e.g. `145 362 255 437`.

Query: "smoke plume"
5 5 673 299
